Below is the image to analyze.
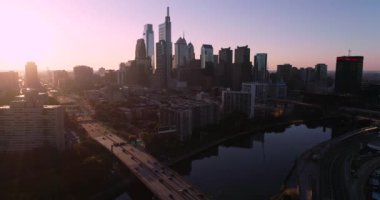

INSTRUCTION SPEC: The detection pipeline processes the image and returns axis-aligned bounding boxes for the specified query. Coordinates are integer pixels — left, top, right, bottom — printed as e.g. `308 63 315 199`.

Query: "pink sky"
0 0 379 71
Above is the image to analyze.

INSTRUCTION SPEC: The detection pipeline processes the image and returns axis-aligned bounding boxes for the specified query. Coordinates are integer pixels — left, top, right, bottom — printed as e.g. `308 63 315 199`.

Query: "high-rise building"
234 46 250 64
315 63 328 81
24 62 40 89
174 37 189 68
0 71 19 98
277 64 293 82
218 47 233 87
232 46 252 90
0 90 65 151
143 24 154 66
188 42 195 61
335 56 363 94
52 70 69 88
131 39 152 86
201 44 213 69
135 38 147 59
155 40 168 88
73 65 93 90
159 7 172 75
253 53 268 82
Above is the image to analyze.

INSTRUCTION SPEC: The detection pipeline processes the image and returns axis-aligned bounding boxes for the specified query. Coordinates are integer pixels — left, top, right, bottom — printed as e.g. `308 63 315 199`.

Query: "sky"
0 0 379 71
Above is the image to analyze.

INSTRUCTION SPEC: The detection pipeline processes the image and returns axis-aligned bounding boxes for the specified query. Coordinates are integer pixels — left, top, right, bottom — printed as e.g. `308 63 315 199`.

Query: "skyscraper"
201 44 213 69
135 38 147 59
143 24 154 67
73 65 93 90
277 64 292 82
174 37 189 68
218 47 233 87
132 39 152 86
233 46 252 90
24 62 40 89
253 53 268 82
315 63 328 81
155 40 168 88
188 42 195 61
159 7 172 76
335 56 363 94
234 46 250 64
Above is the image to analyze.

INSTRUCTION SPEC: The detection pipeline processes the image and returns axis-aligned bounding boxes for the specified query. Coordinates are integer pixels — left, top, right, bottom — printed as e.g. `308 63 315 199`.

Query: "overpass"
81 122 207 200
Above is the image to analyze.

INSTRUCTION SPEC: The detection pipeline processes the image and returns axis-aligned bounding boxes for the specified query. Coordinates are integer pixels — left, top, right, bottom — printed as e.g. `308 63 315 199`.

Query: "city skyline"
0 0 379 71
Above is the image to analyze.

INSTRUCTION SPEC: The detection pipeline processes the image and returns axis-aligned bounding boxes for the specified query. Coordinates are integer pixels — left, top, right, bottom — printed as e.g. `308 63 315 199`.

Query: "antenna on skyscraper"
348 49 351 56
167 7 169 17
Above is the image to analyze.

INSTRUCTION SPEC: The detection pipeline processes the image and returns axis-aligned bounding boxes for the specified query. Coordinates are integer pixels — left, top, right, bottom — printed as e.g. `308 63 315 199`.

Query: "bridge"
81 122 207 200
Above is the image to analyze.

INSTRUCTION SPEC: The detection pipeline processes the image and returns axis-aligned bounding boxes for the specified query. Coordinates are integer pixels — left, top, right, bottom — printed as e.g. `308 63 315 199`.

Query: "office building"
73 65 93 90
253 53 268 82
0 71 19 98
201 44 214 69
159 99 219 141
277 64 293 82
218 47 233 87
232 46 252 90
188 42 195 61
24 62 40 89
174 37 189 68
159 7 172 75
335 56 364 94
143 24 155 66
0 90 65 151
315 63 328 81
155 40 168 88
222 88 256 118
52 70 69 88
135 38 147 59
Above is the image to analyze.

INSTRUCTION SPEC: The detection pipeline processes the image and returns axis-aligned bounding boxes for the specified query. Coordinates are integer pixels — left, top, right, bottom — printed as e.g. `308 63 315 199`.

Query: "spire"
167 7 169 17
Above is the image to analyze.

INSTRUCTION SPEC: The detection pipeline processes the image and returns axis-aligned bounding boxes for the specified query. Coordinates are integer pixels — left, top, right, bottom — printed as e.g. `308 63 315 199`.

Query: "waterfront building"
335 56 363 94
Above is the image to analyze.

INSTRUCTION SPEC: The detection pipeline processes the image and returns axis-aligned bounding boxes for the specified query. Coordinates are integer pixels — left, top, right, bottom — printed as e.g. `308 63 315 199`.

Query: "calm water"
173 124 332 200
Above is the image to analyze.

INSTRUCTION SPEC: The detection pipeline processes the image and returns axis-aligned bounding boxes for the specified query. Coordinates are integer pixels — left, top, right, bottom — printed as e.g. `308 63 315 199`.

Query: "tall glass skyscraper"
254 53 268 82
143 24 154 67
159 7 172 75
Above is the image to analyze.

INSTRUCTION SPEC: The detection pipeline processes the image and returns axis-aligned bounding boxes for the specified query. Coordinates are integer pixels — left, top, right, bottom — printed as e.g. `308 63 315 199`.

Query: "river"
172 124 332 199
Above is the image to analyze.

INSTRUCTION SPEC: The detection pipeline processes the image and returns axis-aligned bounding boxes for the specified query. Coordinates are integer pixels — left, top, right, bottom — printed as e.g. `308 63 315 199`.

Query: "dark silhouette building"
73 65 93 90
0 71 19 99
232 46 252 90
24 62 41 89
335 56 363 94
159 7 172 78
217 47 233 87
143 24 154 66
155 40 168 88
135 38 147 59
277 64 292 82
253 53 268 82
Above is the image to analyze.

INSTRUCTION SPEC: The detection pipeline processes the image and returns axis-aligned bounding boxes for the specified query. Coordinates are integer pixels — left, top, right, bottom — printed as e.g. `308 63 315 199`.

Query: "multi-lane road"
81 122 207 200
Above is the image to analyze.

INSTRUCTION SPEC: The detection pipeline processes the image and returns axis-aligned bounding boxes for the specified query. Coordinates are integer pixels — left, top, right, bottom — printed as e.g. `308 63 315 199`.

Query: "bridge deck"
81 122 207 200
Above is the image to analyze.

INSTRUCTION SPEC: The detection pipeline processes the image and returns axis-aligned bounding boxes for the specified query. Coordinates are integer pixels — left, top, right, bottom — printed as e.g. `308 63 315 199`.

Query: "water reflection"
173 124 332 200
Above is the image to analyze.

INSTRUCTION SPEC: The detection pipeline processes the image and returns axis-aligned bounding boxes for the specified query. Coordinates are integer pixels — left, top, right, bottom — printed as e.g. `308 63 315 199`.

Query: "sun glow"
0 4 53 70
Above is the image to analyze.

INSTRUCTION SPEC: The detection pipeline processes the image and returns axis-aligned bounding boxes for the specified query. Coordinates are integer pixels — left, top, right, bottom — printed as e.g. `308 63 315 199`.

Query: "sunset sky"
0 0 379 71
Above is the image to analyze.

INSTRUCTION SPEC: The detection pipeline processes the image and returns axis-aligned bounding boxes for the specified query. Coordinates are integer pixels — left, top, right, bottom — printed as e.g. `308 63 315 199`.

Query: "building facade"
24 62 40 89
335 56 363 94
143 24 155 67
201 44 214 69
0 91 65 151
158 7 172 76
253 53 268 82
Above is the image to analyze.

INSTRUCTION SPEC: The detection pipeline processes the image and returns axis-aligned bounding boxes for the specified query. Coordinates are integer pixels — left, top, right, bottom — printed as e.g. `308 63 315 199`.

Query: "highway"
81 122 207 200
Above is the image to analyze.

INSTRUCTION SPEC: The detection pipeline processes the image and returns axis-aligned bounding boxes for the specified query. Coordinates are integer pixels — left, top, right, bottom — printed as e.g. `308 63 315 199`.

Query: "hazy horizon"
1 0 379 71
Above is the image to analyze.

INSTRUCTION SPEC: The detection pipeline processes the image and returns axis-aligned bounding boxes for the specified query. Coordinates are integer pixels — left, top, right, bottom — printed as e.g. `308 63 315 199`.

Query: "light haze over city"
0 0 379 71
